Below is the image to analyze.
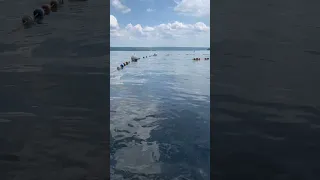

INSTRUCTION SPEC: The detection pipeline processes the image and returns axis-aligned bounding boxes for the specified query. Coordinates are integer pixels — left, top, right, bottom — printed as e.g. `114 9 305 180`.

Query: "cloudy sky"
110 0 210 47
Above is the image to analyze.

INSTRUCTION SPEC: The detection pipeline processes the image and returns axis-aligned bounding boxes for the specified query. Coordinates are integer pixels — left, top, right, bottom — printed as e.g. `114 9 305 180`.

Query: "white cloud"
111 0 131 14
110 15 210 47
110 15 119 29
173 0 210 17
110 15 123 37
143 26 155 32
146 8 155 12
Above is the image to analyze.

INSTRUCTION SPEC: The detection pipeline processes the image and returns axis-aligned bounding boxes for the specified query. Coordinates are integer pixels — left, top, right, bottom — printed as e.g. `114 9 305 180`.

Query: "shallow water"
110 51 210 179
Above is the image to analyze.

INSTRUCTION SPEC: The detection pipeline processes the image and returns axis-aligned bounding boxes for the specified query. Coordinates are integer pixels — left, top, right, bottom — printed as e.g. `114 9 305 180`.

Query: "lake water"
212 0 320 179
0 0 109 179
110 50 210 179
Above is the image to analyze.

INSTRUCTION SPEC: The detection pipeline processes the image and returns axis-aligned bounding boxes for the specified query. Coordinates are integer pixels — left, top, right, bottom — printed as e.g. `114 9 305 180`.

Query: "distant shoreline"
110 47 210 51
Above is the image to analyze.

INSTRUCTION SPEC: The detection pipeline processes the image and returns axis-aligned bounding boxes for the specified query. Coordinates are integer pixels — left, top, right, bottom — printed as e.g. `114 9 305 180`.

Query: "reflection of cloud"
113 141 161 174
110 90 163 176
110 99 163 143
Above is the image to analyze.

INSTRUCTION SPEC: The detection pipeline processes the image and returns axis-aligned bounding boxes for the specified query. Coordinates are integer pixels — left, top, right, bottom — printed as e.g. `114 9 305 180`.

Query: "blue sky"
110 0 210 47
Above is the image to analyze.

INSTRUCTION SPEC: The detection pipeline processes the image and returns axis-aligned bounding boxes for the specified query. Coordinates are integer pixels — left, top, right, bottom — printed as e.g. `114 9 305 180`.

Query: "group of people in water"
193 57 210 61
117 61 131 70
21 0 63 28
116 54 209 70
115 53 159 71
142 53 157 59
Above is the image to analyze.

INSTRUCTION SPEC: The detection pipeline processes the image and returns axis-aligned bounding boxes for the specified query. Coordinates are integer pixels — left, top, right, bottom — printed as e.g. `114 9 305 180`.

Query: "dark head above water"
33 8 45 24
22 15 34 28
13 0 66 33
41 4 51 15
50 0 59 12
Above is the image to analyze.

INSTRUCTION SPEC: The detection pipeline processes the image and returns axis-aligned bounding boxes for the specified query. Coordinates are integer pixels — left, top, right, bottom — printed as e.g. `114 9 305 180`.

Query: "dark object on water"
22 15 34 27
41 4 51 15
50 0 59 12
117 67 120 70
33 8 45 24
131 55 139 62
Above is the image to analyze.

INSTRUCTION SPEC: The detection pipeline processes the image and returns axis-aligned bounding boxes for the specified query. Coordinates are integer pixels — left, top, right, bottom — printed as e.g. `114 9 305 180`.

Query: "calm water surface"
212 0 320 179
0 0 109 179
110 51 210 179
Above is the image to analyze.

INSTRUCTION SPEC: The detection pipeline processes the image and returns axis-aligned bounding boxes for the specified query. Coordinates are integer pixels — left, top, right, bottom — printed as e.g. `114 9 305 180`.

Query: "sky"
110 0 210 47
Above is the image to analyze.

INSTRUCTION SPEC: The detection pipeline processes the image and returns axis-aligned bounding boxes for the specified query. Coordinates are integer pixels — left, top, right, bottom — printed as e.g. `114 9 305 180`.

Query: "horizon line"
110 46 210 48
